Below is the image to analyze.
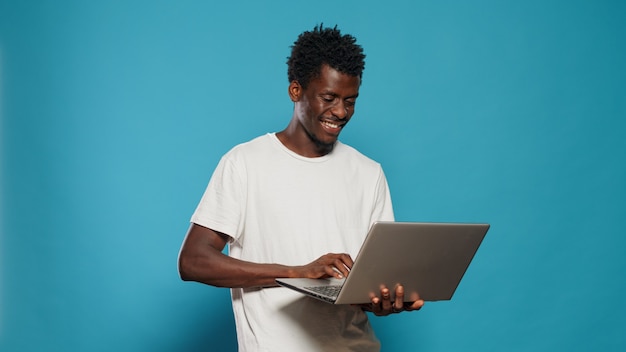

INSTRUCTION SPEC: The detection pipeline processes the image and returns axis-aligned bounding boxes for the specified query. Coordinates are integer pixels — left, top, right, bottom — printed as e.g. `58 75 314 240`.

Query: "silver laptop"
276 221 489 304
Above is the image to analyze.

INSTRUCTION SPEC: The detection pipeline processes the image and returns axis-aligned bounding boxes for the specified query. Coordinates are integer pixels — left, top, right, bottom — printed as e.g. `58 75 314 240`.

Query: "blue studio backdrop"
1 1 625 351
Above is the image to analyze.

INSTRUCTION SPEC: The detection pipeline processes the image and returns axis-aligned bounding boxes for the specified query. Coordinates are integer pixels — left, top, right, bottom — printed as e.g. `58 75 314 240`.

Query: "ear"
288 80 302 102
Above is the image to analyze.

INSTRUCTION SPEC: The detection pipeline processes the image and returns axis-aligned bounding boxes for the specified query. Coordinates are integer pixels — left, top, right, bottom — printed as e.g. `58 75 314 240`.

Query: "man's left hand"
362 284 424 316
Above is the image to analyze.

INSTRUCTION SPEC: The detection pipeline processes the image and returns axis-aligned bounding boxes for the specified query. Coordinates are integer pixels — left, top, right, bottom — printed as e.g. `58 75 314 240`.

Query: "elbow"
177 251 195 282
178 250 217 284
177 245 228 287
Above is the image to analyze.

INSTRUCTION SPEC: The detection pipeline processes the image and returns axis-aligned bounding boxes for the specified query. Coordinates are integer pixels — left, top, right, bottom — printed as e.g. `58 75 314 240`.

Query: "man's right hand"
297 253 354 279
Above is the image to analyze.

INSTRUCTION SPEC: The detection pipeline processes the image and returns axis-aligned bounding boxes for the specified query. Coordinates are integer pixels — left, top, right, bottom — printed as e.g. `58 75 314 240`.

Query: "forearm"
178 224 348 288
179 247 300 288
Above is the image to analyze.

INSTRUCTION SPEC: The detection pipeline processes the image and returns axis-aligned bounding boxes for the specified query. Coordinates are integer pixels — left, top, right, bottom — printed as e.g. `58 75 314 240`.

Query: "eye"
321 95 335 103
345 99 356 107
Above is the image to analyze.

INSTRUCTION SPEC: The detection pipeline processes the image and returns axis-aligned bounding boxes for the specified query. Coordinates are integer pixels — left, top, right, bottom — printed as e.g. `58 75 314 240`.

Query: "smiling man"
178 25 423 352
279 63 360 157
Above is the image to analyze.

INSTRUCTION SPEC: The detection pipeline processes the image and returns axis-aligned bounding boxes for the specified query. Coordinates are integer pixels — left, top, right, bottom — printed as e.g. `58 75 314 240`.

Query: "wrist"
285 265 302 278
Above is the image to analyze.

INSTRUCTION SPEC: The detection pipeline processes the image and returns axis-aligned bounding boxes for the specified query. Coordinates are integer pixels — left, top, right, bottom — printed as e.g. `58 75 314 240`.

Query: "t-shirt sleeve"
371 167 395 223
190 151 246 241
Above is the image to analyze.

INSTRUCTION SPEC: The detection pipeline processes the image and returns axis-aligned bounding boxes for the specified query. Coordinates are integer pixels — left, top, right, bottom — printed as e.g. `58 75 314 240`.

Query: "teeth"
322 121 340 129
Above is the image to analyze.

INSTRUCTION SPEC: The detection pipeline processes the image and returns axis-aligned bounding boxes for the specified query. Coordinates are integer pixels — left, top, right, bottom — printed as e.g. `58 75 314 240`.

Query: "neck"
276 121 334 158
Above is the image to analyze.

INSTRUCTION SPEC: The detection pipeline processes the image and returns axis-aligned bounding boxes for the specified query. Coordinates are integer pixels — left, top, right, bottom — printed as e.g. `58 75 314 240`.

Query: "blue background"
1 1 625 351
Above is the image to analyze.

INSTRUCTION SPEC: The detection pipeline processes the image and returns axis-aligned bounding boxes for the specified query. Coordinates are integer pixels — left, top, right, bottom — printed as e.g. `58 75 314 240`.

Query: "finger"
405 299 425 311
393 285 405 312
380 287 392 311
339 253 354 269
325 265 344 279
370 296 382 315
320 253 352 277
332 258 351 278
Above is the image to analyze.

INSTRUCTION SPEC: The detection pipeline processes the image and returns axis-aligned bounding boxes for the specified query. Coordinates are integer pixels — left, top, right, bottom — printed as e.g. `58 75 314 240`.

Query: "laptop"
276 221 489 304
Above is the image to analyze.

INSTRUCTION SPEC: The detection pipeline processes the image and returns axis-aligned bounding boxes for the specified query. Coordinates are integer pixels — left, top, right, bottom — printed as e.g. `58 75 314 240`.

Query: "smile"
321 121 342 129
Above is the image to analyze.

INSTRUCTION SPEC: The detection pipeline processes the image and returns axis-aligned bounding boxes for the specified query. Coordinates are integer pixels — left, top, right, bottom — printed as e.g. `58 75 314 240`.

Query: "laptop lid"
276 221 489 304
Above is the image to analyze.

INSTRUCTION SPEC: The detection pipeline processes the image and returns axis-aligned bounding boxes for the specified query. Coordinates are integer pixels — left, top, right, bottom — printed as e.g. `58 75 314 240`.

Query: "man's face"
291 65 361 150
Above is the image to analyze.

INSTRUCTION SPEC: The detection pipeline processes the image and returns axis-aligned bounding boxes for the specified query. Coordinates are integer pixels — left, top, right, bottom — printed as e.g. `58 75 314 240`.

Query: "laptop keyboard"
304 285 342 298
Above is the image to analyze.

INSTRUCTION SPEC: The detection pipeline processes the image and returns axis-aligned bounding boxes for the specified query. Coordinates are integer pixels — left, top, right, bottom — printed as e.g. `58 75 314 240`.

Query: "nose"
331 100 349 120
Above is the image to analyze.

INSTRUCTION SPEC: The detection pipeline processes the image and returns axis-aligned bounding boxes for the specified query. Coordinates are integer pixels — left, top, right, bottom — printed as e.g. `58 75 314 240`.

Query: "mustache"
321 116 347 123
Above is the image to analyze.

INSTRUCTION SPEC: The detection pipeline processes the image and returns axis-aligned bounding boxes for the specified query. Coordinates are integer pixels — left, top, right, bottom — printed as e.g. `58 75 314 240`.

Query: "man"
178 25 424 351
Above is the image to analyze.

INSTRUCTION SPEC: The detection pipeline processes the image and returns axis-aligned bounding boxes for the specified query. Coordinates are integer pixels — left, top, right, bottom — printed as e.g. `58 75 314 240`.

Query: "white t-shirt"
191 133 394 352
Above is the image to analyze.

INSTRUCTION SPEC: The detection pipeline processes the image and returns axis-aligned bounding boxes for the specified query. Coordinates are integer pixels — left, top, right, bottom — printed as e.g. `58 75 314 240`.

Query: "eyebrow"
320 91 359 99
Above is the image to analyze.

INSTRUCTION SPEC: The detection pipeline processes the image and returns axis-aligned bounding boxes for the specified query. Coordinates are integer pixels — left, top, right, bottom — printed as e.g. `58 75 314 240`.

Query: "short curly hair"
287 24 366 89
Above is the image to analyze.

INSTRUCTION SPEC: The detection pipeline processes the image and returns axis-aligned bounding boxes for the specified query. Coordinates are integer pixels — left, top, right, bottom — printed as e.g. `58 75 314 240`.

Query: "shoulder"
222 134 275 160
333 141 382 170
331 142 386 182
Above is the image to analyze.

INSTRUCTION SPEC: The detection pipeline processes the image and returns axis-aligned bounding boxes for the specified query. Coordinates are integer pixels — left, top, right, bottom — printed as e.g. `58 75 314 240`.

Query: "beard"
305 127 337 152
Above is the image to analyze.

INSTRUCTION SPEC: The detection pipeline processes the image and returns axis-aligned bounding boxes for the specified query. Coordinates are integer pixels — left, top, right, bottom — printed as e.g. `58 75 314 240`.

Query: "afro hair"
287 24 366 89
